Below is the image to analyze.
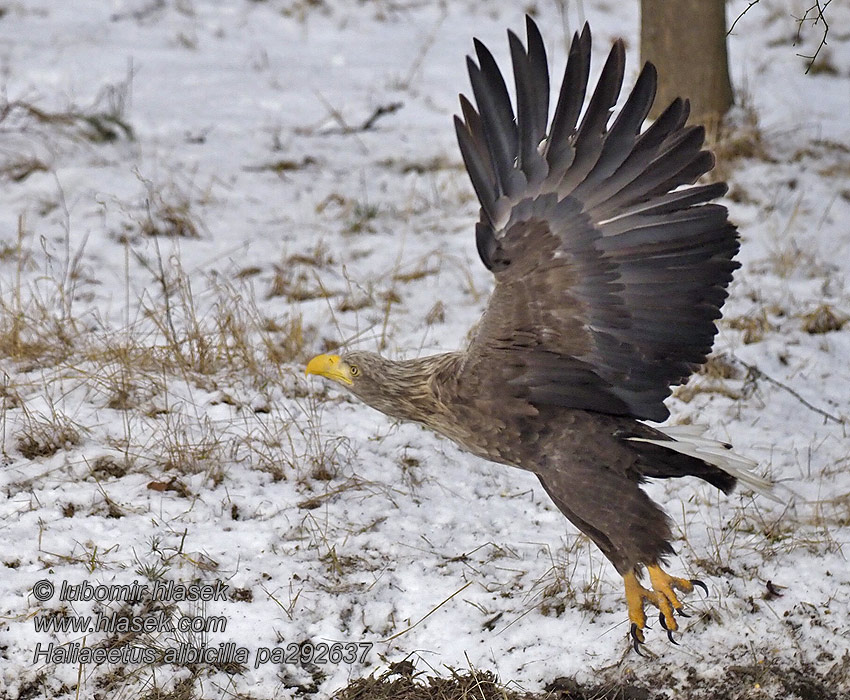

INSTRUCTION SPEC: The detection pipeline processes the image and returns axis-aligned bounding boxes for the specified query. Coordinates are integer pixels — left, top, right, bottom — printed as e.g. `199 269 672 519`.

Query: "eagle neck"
371 353 461 427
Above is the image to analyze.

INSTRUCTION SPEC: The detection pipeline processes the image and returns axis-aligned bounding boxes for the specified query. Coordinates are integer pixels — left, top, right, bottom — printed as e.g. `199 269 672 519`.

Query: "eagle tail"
628 424 777 500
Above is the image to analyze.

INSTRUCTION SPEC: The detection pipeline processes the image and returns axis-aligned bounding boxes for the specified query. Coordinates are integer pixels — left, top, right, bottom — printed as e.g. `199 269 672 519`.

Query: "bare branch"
737 359 844 425
793 0 832 74
728 0 762 36
727 0 833 74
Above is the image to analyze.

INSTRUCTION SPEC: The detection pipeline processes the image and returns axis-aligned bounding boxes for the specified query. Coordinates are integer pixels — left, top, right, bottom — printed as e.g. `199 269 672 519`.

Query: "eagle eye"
350 365 360 377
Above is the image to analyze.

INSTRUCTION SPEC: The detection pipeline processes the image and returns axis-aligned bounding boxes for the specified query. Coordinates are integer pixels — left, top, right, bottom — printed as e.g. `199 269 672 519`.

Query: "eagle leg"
624 565 701 649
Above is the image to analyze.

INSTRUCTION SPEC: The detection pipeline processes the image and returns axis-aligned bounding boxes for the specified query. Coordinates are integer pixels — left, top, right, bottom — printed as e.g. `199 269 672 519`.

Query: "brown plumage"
306 17 769 650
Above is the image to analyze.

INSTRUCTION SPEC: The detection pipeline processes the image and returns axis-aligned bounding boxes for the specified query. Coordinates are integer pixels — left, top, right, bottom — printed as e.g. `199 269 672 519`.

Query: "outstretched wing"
452 18 739 422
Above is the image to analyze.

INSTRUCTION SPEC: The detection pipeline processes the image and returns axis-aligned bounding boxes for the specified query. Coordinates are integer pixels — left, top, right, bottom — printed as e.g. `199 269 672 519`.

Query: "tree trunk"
640 0 733 126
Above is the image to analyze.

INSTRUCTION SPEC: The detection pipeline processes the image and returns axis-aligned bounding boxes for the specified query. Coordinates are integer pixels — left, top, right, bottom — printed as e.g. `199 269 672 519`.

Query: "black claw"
676 608 691 618
690 578 709 595
630 623 646 656
659 612 680 643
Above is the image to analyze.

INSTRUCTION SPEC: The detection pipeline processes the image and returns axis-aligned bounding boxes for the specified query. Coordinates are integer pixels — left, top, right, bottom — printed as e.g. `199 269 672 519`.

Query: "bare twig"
382 580 473 642
737 359 844 424
360 102 403 131
793 0 831 74
728 0 762 35
727 0 832 74
398 13 446 90
305 94 403 137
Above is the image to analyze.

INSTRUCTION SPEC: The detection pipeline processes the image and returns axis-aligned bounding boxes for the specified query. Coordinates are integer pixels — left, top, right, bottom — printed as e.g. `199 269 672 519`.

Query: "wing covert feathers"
454 17 741 421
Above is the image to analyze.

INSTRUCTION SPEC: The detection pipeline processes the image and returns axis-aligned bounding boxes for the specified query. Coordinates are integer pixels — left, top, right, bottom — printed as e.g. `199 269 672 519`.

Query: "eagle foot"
624 566 700 649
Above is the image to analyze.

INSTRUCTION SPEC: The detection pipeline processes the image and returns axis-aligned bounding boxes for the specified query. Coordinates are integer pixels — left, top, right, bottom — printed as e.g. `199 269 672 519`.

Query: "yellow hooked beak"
305 354 353 385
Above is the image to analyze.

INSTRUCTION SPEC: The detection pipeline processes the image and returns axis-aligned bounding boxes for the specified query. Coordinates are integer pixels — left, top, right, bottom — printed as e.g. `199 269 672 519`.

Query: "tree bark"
640 0 733 125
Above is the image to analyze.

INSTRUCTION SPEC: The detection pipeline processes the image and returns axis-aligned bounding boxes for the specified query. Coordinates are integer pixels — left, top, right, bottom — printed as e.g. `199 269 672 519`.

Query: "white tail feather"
628 424 779 501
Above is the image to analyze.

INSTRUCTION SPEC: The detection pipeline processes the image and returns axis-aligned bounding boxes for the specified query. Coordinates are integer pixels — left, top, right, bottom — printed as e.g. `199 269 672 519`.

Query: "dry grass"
0 208 337 509
726 310 771 345
708 94 772 185
243 155 318 176
526 537 607 619
16 406 82 459
425 300 445 325
326 656 758 700
132 174 208 239
698 352 742 380
0 72 135 186
802 304 847 334
0 155 50 182
0 98 134 144
332 663 520 700
268 265 333 302
267 243 337 302
377 155 462 175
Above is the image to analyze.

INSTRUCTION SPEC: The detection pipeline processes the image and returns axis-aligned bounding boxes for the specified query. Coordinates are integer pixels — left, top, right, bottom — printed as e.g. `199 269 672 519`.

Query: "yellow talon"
624 565 704 649
648 564 693 631
624 571 651 632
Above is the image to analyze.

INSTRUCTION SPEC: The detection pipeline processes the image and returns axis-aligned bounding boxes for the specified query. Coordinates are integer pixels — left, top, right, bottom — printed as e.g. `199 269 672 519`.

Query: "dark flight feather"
453 19 739 423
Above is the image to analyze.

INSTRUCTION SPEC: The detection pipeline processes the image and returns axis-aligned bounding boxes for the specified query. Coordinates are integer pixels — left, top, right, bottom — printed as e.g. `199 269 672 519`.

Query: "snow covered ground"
1 1 849 698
